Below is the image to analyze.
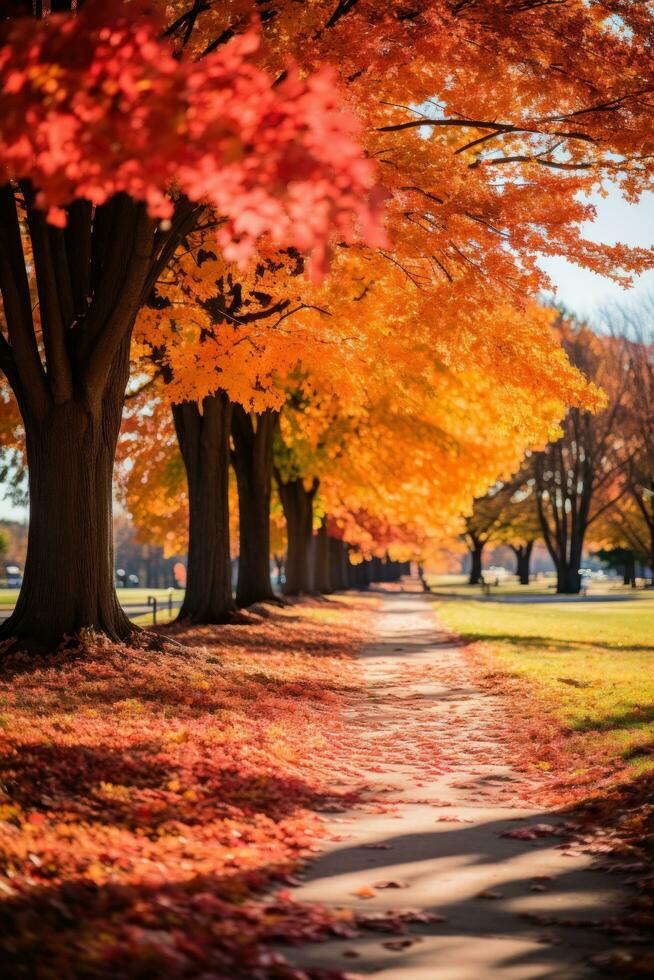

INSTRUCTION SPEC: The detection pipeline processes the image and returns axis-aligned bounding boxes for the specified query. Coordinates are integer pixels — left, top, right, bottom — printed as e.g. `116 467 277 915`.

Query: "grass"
434 588 654 779
0 587 183 602
425 571 651 599
0 586 182 627
426 572 556 597
130 606 179 627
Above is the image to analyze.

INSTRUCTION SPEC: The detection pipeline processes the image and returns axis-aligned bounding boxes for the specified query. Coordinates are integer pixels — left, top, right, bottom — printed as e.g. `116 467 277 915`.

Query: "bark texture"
173 392 234 624
231 405 278 607
0 342 132 648
0 179 201 649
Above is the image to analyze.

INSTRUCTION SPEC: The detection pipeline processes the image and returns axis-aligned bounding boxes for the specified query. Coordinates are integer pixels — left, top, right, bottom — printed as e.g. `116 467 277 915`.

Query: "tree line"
462 308 654 594
1 0 654 648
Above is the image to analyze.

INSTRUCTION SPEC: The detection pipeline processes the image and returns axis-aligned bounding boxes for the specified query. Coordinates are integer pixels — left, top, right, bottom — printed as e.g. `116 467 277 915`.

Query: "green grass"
130 604 181 628
434 591 654 776
0 587 184 608
0 587 184 627
425 572 651 600
427 573 557 598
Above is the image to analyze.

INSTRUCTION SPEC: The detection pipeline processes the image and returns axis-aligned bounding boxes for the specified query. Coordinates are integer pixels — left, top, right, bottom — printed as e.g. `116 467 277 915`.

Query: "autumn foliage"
0 603 370 978
0 1 383 270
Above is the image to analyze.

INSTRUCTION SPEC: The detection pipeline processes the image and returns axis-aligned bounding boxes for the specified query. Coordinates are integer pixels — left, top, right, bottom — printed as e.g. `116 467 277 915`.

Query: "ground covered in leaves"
0 598 375 979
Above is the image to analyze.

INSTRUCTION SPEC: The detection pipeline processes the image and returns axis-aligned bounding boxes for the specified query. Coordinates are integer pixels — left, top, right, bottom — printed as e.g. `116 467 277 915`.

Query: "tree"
593 546 636 587
231 405 279 607
461 488 512 586
0 1 382 647
127 0 654 621
133 249 331 614
603 297 654 577
532 319 628 594
491 473 542 585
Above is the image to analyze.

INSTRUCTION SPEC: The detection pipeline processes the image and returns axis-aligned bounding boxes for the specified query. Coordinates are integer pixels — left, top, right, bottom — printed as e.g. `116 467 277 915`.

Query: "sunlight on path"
284 590 622 979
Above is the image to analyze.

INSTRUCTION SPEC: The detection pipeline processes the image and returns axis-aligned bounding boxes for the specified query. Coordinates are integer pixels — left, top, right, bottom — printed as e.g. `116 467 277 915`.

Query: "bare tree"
532 317 630 594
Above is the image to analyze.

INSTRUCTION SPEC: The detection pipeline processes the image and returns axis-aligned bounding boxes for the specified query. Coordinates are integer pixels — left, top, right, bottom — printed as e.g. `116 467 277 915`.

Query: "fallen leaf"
352 886 377 899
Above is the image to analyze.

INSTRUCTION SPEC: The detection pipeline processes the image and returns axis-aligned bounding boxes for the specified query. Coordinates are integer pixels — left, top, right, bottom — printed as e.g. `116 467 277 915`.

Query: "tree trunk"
514 541 534 586
556 561 581 595
313 520 332 594
276 476 318 596
468 542 484 585
172 391 234 624
328 536 348 591
231 405 278 608
417 563 432 593
0 345 132 650
349 558 371 590
624 552 636 587
345 550 358 589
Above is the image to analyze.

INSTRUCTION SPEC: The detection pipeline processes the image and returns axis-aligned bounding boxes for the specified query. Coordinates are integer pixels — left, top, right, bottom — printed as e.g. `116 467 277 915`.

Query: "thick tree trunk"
468 543 484 585
173 392 234 624
231 405 278 608
556 562 581 595
277 476 318 596
0 346 132 650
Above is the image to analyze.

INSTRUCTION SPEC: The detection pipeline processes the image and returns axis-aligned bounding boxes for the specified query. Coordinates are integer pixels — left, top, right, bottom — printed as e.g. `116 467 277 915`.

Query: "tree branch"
0 184 49 420
23 196 74 404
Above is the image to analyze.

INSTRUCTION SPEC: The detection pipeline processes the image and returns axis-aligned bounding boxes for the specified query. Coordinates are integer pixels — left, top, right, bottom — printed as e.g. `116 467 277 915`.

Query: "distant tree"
600 296 654 577
532 318 628 594
462 487 513 586
592 546 636 587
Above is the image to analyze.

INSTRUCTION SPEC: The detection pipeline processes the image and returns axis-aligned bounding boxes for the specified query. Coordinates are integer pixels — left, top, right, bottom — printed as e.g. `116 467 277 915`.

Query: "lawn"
0 588 186 627
434 590 654 781
0 587 184 608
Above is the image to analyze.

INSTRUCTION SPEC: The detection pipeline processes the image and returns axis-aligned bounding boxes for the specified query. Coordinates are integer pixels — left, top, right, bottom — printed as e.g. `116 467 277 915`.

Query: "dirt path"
284 590 622 979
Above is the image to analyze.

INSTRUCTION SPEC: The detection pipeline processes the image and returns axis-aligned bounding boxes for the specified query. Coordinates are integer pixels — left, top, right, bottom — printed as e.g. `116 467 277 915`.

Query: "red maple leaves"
0 0 385 273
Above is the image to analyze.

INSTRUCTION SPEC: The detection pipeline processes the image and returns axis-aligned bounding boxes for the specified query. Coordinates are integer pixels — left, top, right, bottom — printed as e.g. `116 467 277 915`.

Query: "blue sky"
1 187 653 524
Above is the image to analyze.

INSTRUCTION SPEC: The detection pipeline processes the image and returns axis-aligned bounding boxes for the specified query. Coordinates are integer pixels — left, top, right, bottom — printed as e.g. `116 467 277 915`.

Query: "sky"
1 187 653 524
539 187 654 322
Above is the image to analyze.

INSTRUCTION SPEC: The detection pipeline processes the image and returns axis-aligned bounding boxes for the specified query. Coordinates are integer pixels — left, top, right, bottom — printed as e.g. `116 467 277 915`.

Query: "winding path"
285 590 622 979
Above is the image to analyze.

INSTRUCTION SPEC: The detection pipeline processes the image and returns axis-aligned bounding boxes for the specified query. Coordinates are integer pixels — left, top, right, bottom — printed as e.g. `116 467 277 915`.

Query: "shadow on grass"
452 629 654 655
570 704 654 735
